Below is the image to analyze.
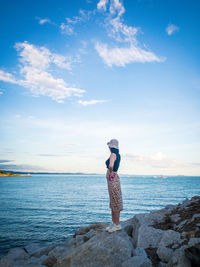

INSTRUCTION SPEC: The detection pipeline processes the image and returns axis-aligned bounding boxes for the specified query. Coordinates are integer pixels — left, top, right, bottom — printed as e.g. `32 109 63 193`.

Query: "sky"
0 0 200 175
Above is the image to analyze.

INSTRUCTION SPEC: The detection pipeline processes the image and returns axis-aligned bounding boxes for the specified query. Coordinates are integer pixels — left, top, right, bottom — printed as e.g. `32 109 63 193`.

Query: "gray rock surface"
56 230 134 267
168 246 191 267
133 247 148 258
136 225 164 248
122 255 152 267
188 237 200 247
0 247 29 267
170 214 181 223
1 195 200 267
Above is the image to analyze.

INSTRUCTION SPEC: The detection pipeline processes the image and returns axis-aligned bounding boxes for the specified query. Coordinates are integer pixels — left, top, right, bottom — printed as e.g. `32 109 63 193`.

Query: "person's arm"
109 153 116 178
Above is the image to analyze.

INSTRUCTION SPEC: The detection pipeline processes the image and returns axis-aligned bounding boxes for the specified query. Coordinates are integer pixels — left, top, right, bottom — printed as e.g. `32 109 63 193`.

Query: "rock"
159 230 181 247
74 234 87 246
133 247 147 258
178 196 200 210
0 247 29 267
48 246 67 259
2 247 29 261
42 254 57 267
123 224 134 237
168 246 191 267
32 244 56 258
23 254 48 267
58 236 75 248
170 214 181 223
39 238 77 267
157 230 181 263
131 208 171 248
188 237 200 247
158 262 168 267
131 209 170 236
165 204 177 211
172 243 180 249
135 225 164 249
181 231 188 238
1 196 199 267
175 219 188 230
24 243 42 255
84 229 96 241
185 244 200 267
43 246 69 267
56 230 134 267
191 213 200 221
179 198 191 209
73 222 107 237
122 256 152 267
157 246 173 263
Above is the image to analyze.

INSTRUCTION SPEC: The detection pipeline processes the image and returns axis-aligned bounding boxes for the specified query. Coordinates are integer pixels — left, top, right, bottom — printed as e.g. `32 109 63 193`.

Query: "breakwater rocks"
0 196 200 267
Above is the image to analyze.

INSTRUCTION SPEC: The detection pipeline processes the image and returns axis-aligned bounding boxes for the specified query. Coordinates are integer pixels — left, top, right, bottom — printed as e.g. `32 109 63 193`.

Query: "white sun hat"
107 139 119 149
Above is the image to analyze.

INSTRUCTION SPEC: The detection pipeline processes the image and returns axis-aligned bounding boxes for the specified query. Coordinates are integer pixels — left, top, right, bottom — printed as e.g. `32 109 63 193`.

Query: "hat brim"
107 143 119 149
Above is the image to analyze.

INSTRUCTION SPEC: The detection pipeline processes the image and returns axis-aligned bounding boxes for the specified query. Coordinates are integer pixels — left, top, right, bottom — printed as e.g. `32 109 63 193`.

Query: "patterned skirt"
106 169 123 212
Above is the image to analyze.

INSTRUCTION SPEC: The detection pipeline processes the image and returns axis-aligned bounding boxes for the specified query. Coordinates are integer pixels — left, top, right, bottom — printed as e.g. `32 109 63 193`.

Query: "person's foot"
106 222 114 231
108 223 122 233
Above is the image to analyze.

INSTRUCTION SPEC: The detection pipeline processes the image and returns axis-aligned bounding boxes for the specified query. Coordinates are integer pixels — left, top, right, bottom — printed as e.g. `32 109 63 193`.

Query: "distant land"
0 170 198 177
0 170 98 175
0 170 31 177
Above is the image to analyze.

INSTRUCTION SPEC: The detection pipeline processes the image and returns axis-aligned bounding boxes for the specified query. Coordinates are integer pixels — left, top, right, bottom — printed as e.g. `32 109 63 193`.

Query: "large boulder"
168 246 191 267
24 243 42 255
134 225 164 249
133 247 148 258
157 230 181 263
56 230 134 267
122 255 152 267
22 254 48 267
0 247 29 267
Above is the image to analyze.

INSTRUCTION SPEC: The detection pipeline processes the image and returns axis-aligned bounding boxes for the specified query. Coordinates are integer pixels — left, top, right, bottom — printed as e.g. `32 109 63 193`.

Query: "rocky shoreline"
0 196 200 267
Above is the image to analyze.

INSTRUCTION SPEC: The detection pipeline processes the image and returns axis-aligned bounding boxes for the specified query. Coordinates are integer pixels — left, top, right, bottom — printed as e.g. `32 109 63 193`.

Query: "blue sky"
0 0 200 175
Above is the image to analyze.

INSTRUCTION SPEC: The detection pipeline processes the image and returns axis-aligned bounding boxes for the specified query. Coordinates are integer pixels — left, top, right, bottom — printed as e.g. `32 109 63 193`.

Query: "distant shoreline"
0 174 31 177
0 170 199 177
0 170 31 177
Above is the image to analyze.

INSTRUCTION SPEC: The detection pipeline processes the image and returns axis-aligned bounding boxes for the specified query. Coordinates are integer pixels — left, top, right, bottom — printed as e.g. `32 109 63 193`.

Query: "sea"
0 174 200 258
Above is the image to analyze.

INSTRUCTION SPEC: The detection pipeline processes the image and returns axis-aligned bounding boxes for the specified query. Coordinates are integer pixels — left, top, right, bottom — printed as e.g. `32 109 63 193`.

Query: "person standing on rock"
105 139 123 233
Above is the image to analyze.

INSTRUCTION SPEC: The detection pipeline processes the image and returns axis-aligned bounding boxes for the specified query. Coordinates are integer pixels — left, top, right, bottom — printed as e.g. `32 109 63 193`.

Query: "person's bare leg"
112 209 120 225
111 209 115 223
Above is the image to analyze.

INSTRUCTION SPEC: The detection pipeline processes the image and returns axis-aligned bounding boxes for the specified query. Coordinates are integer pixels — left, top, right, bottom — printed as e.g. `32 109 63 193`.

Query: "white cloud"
95 42 165 67
15 42 51 70
96 0 165 66
39 18 51 25
60 23 74 35
109 0 125 17
166 24 179 36
109 16 139 43
60 9 92 35
51 53 72 70
0 70 18 84
0 89 3 95
15 42 72 71
35 16 55 26
123 152 190 169
0 41 85 103
77 99 109 106
97 0 108 11
19 65 84 103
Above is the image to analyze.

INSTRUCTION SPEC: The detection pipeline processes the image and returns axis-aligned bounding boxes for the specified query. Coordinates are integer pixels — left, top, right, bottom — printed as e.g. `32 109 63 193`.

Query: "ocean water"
0 174 200 257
